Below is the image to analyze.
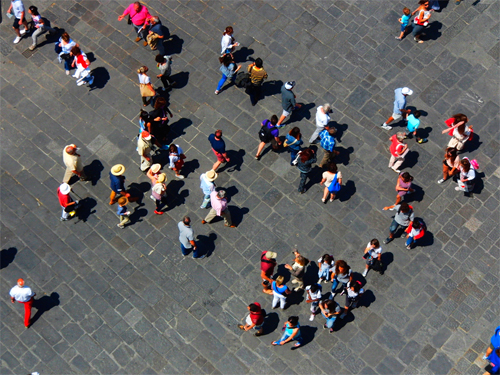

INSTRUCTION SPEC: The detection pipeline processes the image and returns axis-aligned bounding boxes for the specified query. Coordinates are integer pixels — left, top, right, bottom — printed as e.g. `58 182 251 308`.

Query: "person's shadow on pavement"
0 248 17 269
30 293 60 326
196 233 217 257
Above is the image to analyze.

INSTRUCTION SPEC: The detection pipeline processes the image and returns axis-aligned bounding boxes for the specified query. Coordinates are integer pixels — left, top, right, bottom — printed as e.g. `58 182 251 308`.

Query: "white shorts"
282 109 291 117
392 112 403 120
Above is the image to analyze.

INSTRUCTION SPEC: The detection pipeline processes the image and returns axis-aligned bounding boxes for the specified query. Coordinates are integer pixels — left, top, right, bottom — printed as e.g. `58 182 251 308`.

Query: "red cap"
17 278 24 286
141 131 151 140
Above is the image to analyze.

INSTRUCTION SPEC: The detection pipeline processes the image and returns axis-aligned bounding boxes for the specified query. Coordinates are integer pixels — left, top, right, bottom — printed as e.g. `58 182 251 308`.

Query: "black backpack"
235 72 250 88
258 120 273 142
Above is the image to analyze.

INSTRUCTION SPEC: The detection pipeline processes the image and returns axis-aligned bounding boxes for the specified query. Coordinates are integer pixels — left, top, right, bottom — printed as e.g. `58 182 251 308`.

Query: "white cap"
402 87 413 95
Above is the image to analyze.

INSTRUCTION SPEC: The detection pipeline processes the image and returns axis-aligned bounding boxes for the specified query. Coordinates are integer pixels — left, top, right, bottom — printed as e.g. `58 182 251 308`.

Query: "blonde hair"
137 66 148 74
156 173 166 183
276 275 285 286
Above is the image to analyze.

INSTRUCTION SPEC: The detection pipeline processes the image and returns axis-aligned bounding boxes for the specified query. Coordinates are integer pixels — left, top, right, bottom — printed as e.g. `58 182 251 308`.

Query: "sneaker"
214 90 219 95
340 289 346 296
154 210 164 215
117 224 124 228
381 124 392 130
383 237 393 244
455 186 465 191
175 174 185 179
87 76 94 85
391 167 401 173
59 217 67 221
66 70 70 75
330 293 336 299
406 244 412 250
437 179 445 184
362 269 368 277
395 36 401 40
135 37 142 42
13 36 21 44
329 328 334 333
20 28 26 35
29 44 36 51
309 314 315 321
291 279 298 284
483 355 488 360
417 138 428 144
72 74 79 78
58 56 63 63
77 80 85 86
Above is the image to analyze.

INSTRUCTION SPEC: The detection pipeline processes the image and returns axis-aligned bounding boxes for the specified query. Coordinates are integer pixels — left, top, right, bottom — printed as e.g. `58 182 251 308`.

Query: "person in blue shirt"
381 87 413 130
406 110 427 143
208 130 230 171
319 127 339 168
396 7 411 40
272 316 303 349
109 164 138 205
485 348 500 375
116 197 131 228
285 127 303 165
147 16 166 55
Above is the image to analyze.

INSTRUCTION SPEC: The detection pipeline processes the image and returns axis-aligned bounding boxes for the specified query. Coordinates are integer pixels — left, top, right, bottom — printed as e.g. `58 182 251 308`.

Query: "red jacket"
250 302 265 326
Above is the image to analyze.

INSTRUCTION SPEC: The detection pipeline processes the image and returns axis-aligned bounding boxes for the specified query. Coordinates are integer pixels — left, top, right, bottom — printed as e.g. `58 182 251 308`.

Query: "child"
340 281 364 318
305 283 322 321
70 46 94 86
117 196 131 228
317 254 334 284
405 219 425 249
155 54 176 90
28 6 55 51
396 7 411 40
406 110 427 143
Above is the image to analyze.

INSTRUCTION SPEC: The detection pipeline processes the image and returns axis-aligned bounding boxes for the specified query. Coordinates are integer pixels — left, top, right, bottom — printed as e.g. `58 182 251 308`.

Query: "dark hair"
70 46 81 55
351 281 361 293
400 172 413 182
28 6 39 15
324 299 336 311
183 216 190 225
412 220 422 230
288 316 299 326
249 303 259 312
223 26 233 35
219 53 233 67
309 284 319 293
413 110 421 119
289 127 301 139
300 148 314 163
451 113 468 125
255 58 263 68
169 144 178 153
215 130 222 138
139 109 150 122
320 254 332 264
445 147 458 161
61 32 70 42
155 54 166 64
460 158 471 173
134 2 142 9
335 259 349 275
399 202 410 213
418 0 429 4
327 163 338 173
270 115 278 125
370 239 380 248
328 127 337 136
154 97 167 109
456 123 467 135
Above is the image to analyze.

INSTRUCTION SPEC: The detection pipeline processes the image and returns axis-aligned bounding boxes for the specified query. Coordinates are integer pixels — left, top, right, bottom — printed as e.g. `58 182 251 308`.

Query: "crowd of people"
7 0 491 370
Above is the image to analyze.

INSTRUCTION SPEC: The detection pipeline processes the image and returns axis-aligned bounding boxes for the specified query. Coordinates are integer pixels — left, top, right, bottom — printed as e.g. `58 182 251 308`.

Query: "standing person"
137 131 153 172
199 170 218 209
317 254 334 283
57 183 78 221
260 251 277 295
168 144 186 179
117 2 151 44
405 219 426 249
116 197 131 228
208 130 230 172
247 58 268 106
412 0 433 44
320 163 342 203
238 302 265 337
296 148 317 194
155 54 176 90
146 16 165 54
483 326 500 361
220 26 239 56
438 147 460 184
109 164 139 205
340 281 364 318
319 127 339 168
27 6 55 50
383 202 415 244
456 158 476 193
446 120 472 152
305 283 322 321
151 173 167 215
330 260 353 299
202 189 235 228
396 7 411 40
146 163 162 185
70 46 94 86
54 32 77 75
149 97 173 145
284 127 303 165
62 144 88 183
284 249 308 292
137 66 155 107
215 54 241 95
383 172 414 211
272 316 303 349
318 299 342 333
362 239 383 277
9 278 35 328
271 276 290 310
178 216 204 258
255 115 281 160
8 0 28 44
388 132 409 173
406 110 427 143
277 81 301 127
310 104 332 143
381 87 413 130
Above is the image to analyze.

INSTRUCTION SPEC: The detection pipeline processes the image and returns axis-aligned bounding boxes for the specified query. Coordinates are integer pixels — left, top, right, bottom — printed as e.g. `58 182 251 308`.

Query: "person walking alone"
247 58 267 106
178 216 204 259
381 87 413 130
296 148 317 194
277 81 301 127
62 144 88 183
199 170 218 209
9 278 35 328
310 104 332 143
202 189 235 228
208 130 230 172
27 6 55 51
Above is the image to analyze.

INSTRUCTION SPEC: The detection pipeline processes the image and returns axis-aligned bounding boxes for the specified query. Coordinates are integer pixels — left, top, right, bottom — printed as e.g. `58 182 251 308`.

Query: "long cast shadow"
30 293 60 326
0 248 17 269
196 233 217 257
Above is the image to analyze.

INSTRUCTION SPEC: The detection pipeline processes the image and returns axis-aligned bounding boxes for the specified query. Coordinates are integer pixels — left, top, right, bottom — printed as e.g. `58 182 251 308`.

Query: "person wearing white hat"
57 183 77 221
381 87 413 130
199 170 218 209
277 81 302 127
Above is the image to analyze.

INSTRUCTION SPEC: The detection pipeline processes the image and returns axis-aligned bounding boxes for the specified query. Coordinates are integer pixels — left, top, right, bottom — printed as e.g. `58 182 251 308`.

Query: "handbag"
328 173 341 193
292 151 301 166
140 83 155 97
127 15 132 25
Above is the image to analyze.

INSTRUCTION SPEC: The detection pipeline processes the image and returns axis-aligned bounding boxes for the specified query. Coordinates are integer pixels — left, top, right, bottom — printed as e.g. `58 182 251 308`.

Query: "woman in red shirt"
388 132 408 173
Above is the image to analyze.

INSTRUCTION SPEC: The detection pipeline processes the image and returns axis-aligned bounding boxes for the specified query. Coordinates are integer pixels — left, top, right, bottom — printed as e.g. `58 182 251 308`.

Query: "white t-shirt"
305 284 322 300
220 34 233 54
168 144 184 168
346 282 364 298
460 167 475 181
11 0 25 19
138 74 150 84
10 285 34 302
408 228 422 238
315 106 330 128
366 242 382 259
322 171 342 188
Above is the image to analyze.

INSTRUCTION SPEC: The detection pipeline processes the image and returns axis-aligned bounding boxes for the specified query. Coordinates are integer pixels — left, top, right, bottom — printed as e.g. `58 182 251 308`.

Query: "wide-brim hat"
206 170 218 182
111 164 126 176
402 87 413 95
151 164 161 174
59 183 71 195
266 251 277 260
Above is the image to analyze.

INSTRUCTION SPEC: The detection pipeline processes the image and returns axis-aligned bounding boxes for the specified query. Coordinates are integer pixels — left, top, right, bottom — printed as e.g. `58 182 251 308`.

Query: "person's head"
399 202 410 213
154 97 167 110
156 173 166 183
223 26 233 36
139 110 152 123
350 281 361 293
276 275 285 286
400 172 413 183
445 147 458 160
155 54 166 64
401 87 413 96
412 220 422 230
214 130 223 139
456 122 466 134
17 278 25 287
183 216 191 226
137 66 148 74
141 130 151 141
219 53 233 66
284 81 295 90
111 164 126 176
65 144 77 155
403 7 410 15
150 164 161 174
117 196 128 207
418 0 429 7
323 103 332 113
254 58 263 68
396 132 406 142
370 239 380 248
133 2 142 12
28 6 39 15
327 163 338 174
265 251 277 260
328 127 337 136
288 316 299 326
61 32 70 42
335 259 349 273
270 115 278 126
413 110 421 119
248 303 260 312
452 113 468 125
289 127 301 139
70 46 81 56
150 16 159 25
216 189 226 199
300 148 314 163
324 299 335 310
309 284 319 293
295 255 307 267
460 158 471 172
322 254 332 264
168 144 178 153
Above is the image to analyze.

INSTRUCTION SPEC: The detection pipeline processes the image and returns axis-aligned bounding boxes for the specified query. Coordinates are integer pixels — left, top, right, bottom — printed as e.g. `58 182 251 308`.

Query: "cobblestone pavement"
1 0 499 374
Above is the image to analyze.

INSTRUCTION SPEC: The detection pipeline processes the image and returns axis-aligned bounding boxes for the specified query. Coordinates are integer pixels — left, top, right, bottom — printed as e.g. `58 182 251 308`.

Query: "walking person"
284 249 308 292
137 131 153 172
381 87 413 130
483 326 500 361
396 7 411 40
284 127 303 165
8 0 28 44
238 302 265 337
276 81 301 127
9 278 35 328
149 97 173 145
255 115 281 160
260 251 277 295
318 299 342 333
456 158 476 194
320 162 342 203
168 144 186 179
271 276 290 310
319 126 339 168
155 54 176 90
340 281 364 318
146 16 166 54
220 26 239 56
138 66 156 107
306 283 322 321
383 172 414 211
296 148 317 194
199 170 218 209
27 6 55 50
70 46 94 86
247 58 267 106
178 216 204 258
151 173 167 215
405 110 427 143
57 183 78 221
388 132 409 173
118 2 151 44
146 163 162 185
208 130 230 172
109 164 139 205
362 239 383 277
310 104 332 143
483 348 500 375
445 118 473 152
404 219 426 249
202 189 235 228
116 197 131 228
383 202 415 244
330 260 353 299
438 147 460 184
272 316 303 349
412 0 433 44
54 32 77 75
62 144 88 183
215 54 241 95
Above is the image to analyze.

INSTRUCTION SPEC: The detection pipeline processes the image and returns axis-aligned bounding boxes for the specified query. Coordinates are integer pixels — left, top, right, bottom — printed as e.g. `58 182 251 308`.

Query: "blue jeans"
54 44 71 71
290 149 299 165
412 24 425 38
322 312 337 329
298 172 308 192
201 194 211 208
182 243 202 258
274 332 303 346
406 236 415 247
330 277 347 297
216 73 235 91
389 219 406 236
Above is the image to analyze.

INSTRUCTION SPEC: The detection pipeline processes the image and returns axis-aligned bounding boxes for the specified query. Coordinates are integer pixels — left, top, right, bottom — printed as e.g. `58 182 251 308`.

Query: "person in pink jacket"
118 2 151 45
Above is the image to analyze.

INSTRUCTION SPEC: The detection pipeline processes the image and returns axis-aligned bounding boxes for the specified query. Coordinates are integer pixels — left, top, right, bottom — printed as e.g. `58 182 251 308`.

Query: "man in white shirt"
310 104 332 143
8 0 28 44
9 278 35 328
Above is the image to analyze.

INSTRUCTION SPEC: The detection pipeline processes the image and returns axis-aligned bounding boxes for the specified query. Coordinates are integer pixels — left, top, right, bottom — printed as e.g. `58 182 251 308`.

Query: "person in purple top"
255 115 281 161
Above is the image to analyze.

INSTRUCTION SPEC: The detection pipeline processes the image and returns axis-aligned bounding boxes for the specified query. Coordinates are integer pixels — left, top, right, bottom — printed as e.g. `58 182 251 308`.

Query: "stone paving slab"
1 0 499 374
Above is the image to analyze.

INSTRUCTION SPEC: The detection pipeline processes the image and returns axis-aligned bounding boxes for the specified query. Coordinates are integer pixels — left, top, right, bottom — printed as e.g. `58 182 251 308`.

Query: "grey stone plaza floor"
1 0 499 374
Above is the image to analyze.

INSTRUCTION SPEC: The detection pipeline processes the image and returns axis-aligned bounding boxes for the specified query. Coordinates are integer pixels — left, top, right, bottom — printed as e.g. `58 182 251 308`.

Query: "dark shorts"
400 24 408 32
485 364 499 375
13 17 26 29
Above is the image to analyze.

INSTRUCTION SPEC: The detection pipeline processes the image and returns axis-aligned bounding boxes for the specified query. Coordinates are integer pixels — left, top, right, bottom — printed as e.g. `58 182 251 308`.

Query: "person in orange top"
247 58 267 106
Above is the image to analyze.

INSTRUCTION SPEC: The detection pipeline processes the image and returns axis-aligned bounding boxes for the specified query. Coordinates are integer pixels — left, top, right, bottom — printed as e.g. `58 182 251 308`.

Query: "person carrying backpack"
255 115 281 161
